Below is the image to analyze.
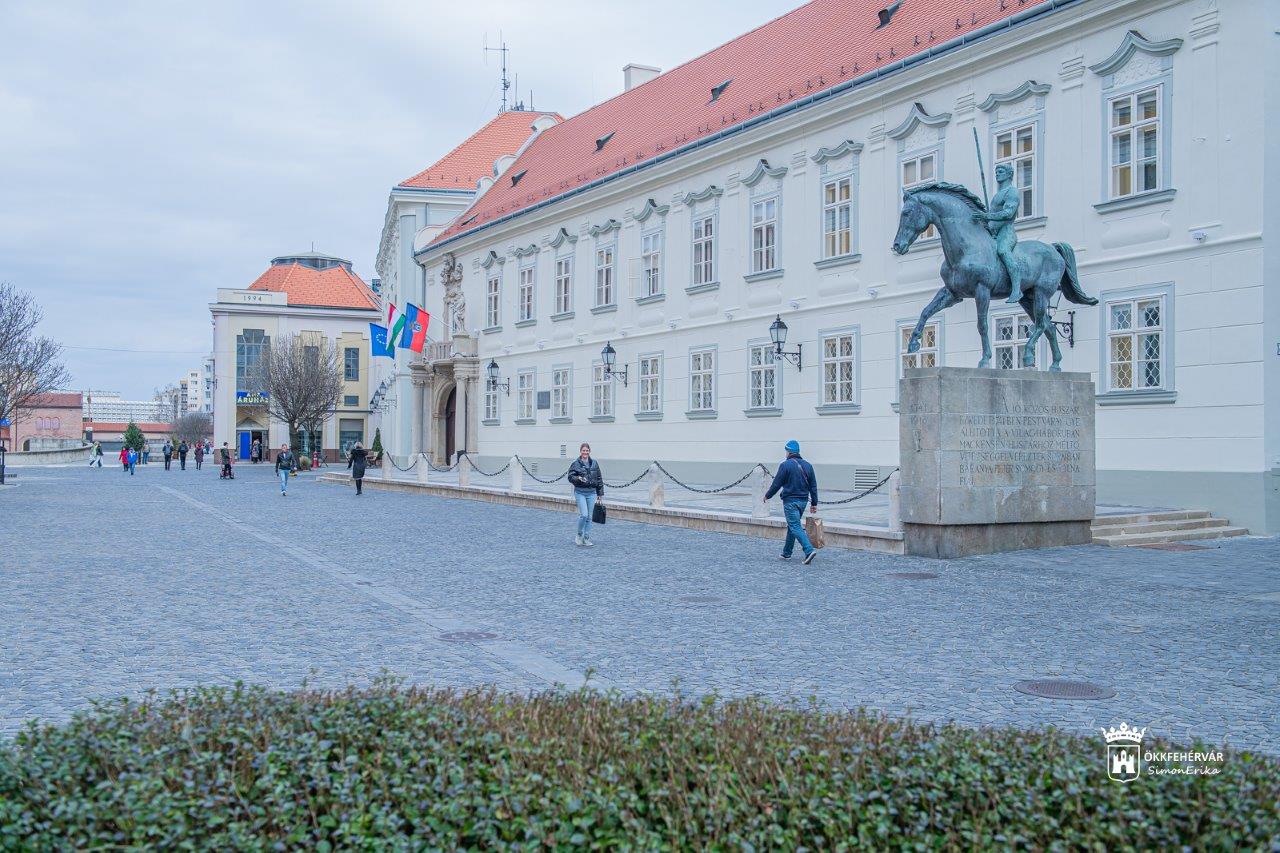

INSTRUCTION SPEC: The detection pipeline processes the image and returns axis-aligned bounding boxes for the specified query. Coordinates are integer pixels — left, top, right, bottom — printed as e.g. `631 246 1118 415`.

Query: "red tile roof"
430 0 1055 246
30 392 84 409
398 110 561 191
247 262 378 311
86 422 172 433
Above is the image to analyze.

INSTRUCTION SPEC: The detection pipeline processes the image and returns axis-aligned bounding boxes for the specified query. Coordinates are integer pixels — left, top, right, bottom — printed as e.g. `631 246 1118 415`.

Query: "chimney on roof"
623 63 661 92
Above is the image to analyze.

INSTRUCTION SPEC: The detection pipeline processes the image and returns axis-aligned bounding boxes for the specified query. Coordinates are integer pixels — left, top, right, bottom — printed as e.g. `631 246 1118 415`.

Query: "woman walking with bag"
567 442 604 547
347 441 370 495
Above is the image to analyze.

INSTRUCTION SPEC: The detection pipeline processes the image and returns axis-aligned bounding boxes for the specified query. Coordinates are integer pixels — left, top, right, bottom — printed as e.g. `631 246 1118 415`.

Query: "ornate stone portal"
898 367 1095 557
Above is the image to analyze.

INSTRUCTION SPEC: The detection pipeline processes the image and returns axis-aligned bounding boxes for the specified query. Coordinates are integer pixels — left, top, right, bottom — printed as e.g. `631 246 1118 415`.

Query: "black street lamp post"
768 315 803 370
601 342 628 387
486 359 510 395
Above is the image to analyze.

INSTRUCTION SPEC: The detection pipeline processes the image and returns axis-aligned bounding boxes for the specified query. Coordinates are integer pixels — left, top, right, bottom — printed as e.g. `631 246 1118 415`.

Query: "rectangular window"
486 275 500 328
518 266 535 322
338 418 363 455
235 329 269 392
554 257 573 314
595 245 615 307
750 198 778 273
591 363 613 418
343 394 359 407
484 384 499 423
692 215 715 285
994 314 1036 370
901 152 938 238
641 231 662 297
821 332 856 405
638 355 661 415
748 344 778 409
552 366 571 419
689 348 715 412
900 323 939 373
516 371 535 421
821 176 853 259
343 347 359 381
1109 87 1161 199
1107 295 1165 391
995 123 1036 218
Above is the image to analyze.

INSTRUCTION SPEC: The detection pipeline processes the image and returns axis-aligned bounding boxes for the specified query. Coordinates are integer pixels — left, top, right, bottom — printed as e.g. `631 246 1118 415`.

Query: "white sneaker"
575 534 583 546
582 538 595 547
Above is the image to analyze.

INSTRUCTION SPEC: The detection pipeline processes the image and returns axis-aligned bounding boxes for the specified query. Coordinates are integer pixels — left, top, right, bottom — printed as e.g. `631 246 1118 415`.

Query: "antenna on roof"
483 33 512 113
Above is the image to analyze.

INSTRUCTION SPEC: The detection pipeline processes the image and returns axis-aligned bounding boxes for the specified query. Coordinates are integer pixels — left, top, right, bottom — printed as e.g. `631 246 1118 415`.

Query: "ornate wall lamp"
768 315 803 371
485 359 511 396
601 341 629 387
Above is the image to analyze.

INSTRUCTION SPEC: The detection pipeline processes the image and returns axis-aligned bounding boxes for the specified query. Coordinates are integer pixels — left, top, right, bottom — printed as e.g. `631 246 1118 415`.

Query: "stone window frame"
892 317 943 412
745 338 783 418
482 381 500 426
747 194 781 278
484 273 502 332
635 351 664 421
690 211 718 292
1090 31 1182 214
1096 282 1177 406
552 255 574 319
811 140 863 269
980 81 1051 228
590 360 615 423
343 346 360 381
815 324 861 416
550 363 573 423
516 260 537 326
890 102 951 250
682 184 723 294
686 344 718 420
637 227 665 302
593 242 617 312
515 368 536 424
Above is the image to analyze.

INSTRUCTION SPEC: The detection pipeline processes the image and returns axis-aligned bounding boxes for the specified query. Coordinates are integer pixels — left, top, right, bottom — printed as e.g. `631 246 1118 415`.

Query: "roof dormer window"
595 131 615 152
710 79 732 103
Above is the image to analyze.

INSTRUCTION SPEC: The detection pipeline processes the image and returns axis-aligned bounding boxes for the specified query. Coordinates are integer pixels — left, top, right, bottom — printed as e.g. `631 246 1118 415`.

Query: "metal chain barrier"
423 453 462 473
386 453 418 473
651 461 768 494
817 469 898 505
602 468 651 490
461 453 511 477
513 454 570 484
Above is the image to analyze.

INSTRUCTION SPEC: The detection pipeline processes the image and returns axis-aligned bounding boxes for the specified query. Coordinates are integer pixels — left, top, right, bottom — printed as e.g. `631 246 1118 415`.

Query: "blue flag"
399 304 423 349
369 323 394 358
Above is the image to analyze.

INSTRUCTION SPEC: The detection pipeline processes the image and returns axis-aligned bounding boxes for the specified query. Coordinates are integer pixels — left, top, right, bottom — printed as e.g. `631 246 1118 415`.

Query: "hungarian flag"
369 323 394 358
388 303 406 350
400 304 430 353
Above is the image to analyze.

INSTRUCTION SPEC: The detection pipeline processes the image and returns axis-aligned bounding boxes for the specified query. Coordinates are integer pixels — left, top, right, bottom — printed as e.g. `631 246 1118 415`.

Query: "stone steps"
1091 510 1248 547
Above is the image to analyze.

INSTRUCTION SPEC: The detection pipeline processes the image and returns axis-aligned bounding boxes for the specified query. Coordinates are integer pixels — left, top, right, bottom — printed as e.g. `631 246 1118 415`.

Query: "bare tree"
0 282 71 433
172 411 212 444
262 334 343 453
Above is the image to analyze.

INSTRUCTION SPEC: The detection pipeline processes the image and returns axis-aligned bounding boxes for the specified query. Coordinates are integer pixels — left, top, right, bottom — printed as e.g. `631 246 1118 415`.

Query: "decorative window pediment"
888 102 952 152
589 218 621 237
811 140 864 165
512 243 539 258
634 198 670 223
741 158 788 188
547 227 578 249
480 250 505 270
1090 30 1183 85
979 80 1052 114
681 185 723 206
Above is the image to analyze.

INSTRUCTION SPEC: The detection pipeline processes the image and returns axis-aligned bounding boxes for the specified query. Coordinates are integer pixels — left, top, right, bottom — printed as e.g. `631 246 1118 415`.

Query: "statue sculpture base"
898 367 1095 558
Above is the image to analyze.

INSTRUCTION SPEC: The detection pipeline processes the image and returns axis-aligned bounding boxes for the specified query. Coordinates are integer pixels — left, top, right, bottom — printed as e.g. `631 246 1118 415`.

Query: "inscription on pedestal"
955 408 1084 488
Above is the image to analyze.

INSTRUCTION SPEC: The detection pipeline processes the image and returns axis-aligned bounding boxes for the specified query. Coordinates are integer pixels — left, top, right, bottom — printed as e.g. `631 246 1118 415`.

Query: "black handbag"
591 501 606 525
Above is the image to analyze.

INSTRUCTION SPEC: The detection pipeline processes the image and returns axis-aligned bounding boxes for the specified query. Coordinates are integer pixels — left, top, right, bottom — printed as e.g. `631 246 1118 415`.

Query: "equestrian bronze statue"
891 169 1097 371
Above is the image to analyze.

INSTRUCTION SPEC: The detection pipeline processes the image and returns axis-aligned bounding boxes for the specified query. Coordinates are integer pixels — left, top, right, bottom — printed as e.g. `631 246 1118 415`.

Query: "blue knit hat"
785 440 800 454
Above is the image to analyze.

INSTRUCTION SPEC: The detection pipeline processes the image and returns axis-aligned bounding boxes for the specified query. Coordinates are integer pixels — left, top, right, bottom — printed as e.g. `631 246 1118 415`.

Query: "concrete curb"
317 472 905 554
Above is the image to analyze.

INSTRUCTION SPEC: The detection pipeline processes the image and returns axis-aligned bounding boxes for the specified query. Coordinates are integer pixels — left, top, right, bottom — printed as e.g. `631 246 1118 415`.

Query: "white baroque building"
405 0 1277 534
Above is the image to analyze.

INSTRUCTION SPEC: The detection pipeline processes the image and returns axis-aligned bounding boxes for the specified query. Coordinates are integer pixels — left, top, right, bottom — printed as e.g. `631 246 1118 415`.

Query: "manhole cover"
887 572 939 580
1138 542 1208 552
677 595 725 604
437 631 499 642
1014 679 1116 700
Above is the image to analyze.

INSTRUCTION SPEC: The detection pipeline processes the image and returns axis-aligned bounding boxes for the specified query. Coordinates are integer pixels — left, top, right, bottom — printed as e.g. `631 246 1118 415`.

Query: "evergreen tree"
123 421 145 452
370 428 383 455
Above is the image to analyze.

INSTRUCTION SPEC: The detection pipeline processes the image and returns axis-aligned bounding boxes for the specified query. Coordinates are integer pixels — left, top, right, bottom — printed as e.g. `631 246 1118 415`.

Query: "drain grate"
1138 542 1208 552
887 572 939 580
677 595 725 605
438 631 499 642
1014 679 1116 700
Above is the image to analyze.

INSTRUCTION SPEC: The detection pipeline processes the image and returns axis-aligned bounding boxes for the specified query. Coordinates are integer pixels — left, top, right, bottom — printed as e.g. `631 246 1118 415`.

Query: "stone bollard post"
416 453 429 484
381 455 392 480
751 466 769 518
510 455 523 493
647 462 665 509
888 470 902 531
457 454 470 488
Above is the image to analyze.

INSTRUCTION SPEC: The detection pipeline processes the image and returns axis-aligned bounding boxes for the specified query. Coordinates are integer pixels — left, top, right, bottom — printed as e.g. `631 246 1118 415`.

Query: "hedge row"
1 682 1276 848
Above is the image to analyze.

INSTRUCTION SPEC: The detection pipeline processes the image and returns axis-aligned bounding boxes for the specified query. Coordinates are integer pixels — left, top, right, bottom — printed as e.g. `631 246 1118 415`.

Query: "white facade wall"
414 0 1276 532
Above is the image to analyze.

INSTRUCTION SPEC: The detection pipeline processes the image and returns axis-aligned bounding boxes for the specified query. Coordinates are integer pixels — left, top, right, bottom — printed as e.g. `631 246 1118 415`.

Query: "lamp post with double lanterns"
485 359 510 395
768 315 803 370
601 342 628 387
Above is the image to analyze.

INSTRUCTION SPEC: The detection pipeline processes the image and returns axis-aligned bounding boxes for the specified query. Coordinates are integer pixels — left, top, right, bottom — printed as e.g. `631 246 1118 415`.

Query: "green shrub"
1 683 1276 848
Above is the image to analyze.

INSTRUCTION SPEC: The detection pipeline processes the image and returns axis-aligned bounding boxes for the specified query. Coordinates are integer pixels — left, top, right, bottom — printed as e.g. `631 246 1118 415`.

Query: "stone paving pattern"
1 462 1276 753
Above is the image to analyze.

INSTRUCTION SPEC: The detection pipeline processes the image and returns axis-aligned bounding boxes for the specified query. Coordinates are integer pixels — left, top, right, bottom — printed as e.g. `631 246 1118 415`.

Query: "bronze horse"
891 182 1097 370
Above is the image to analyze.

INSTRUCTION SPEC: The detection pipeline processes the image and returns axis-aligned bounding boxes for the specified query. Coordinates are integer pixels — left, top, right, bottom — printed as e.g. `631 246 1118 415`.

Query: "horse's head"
892 191 930 255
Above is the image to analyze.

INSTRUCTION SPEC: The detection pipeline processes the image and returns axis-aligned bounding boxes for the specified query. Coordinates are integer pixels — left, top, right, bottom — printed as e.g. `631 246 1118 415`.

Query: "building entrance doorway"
443 386 456 463
237 429 266 460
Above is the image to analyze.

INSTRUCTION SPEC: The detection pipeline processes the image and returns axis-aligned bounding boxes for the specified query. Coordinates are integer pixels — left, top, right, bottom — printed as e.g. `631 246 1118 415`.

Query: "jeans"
179 455 186 470
278 469 290 492
128 462 135 475
575 490 597 539
782 499 814 557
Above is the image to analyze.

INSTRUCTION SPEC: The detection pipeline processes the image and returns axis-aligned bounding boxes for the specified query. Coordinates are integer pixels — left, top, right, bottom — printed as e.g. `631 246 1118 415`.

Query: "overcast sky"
0 0 795 399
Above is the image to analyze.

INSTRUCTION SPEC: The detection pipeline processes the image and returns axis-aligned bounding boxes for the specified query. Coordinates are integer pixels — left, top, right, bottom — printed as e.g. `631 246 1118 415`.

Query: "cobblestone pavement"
2 462 1276 753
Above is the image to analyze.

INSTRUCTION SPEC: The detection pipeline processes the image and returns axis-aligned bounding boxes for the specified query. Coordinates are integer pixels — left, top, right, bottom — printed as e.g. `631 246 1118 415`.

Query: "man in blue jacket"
764 439 819 564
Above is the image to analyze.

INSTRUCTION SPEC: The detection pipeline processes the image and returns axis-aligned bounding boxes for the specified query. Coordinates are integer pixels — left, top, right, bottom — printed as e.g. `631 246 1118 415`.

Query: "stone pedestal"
898 367 1095 558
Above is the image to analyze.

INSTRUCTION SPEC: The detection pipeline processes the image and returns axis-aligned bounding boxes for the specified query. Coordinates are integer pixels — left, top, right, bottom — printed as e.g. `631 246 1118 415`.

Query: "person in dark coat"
162 441 173 470
764 439 819 564
178 441 189 470
347 441 371 495
194 442 204 470
275 443 296 496
567 442 604 547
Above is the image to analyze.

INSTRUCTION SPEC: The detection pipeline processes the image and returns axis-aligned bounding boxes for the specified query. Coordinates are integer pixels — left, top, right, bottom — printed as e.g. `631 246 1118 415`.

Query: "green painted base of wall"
1096 469 1278 536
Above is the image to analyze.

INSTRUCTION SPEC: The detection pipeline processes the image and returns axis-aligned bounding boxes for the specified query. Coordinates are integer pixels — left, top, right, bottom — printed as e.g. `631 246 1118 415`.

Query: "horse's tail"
1052 242 1097 305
